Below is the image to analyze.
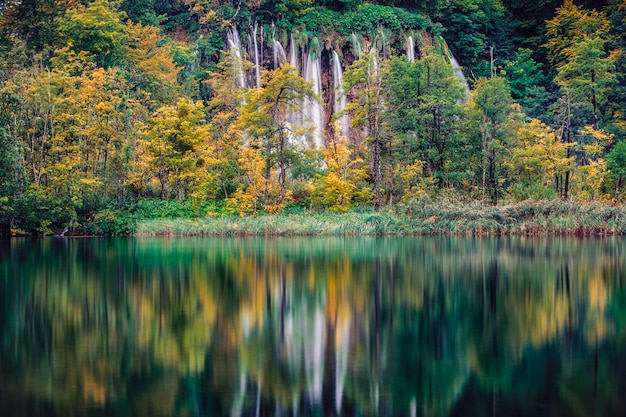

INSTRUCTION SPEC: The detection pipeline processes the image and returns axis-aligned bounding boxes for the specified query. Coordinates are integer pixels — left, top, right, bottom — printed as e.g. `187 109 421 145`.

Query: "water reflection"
1 237 626 417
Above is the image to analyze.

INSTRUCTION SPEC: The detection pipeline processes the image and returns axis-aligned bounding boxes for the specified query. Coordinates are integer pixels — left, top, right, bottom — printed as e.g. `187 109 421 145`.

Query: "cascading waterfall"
448 52 470 103
332 50 349 140
227 28 246 90
225 26 469 150
351 32 362 60
369 47 379 75
191 34 203 72
253 21 261 87
303 42 324 149
273 40 287 68
378 27 388 59
284 34 302 147
289 34 298 71
407 35 415 62
259 26 264 78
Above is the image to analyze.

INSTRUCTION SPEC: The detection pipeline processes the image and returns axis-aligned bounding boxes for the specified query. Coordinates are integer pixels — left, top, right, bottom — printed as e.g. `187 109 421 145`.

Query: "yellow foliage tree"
137 98 208 200
236 64 317 214
311 125 372 212
507 119 575 200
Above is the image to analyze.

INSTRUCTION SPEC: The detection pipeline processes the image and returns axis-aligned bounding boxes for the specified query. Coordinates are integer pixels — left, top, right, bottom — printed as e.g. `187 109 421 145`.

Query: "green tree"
503 48 550 120
198 51 247 200
544 1 620 199
0 127 26 234
605 140 626 200
384 50 464 199
437 0 506 78
468 76 514 205
58 0 128 68
237 64 317 213
344 49 385 209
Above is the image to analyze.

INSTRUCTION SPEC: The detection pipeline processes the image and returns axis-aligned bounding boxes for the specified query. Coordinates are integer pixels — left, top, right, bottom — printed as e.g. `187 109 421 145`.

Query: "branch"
231 0 242 20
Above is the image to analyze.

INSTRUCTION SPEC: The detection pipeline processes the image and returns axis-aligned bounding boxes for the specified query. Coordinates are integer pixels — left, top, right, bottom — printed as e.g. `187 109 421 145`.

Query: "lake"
1 236 625 416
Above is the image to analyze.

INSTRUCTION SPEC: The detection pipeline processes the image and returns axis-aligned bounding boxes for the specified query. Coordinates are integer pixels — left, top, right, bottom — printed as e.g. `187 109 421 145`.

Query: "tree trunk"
488 147 498 205
277 131 286 203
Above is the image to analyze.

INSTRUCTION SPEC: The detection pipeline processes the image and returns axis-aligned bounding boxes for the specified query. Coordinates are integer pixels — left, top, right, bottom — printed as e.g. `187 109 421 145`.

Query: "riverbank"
135 200 626 237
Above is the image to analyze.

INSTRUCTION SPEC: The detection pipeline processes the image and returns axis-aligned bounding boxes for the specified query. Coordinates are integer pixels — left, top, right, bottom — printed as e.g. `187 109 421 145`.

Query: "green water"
1 236 626 417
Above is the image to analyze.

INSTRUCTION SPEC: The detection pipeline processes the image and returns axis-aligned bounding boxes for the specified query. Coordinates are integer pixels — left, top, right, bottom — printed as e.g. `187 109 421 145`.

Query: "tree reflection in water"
1 236 626 417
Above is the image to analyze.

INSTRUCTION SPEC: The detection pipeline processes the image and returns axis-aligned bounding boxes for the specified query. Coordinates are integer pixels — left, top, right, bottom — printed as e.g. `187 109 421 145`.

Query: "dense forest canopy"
0 0 624 235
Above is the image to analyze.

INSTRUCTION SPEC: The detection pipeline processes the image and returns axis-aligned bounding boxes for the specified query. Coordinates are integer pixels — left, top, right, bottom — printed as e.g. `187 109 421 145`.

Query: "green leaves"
58 0 129 68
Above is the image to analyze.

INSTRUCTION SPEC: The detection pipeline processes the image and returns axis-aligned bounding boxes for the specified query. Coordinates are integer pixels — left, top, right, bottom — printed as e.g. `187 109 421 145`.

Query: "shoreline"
6 200 626 238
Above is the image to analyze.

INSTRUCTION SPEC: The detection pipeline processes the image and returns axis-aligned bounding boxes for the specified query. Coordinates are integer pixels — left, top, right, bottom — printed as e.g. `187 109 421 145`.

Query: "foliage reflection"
1 237 626 417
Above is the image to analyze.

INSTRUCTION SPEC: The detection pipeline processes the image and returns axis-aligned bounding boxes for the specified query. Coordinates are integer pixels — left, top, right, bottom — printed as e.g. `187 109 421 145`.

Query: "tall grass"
134 200 626 237
135 211 412 236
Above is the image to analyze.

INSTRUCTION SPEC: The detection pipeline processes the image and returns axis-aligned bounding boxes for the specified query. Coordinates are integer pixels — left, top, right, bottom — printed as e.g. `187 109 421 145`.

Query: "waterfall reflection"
1 237 626 417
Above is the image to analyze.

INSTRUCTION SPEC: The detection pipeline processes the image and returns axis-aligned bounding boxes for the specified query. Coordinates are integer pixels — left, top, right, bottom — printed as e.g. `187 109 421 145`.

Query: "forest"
0 0 625 235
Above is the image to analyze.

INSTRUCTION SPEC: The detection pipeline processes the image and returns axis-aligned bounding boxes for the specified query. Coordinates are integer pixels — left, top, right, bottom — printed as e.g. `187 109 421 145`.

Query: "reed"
134 200 626 237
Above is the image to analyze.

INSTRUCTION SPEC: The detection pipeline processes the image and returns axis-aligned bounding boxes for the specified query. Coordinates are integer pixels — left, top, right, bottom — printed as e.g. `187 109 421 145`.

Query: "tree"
383 50 464 200
58 0 128 68
236 64 317 213
197 50 247 200
344 49 385 209
311 125 371 211
503 48 550 121
437 0 506 78
139 98 208 200
544 1 620 199
0 0 75 51
506 119 574 200
123 21 181 107
0 127 25 234
605 140 626 200
545 0 619 127
468 76 514 205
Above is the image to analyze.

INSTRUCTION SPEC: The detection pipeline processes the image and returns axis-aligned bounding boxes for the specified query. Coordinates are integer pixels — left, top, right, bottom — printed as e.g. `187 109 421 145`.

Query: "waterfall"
332 50 349 140
351 32 362 60
448 53 470 103
286 34 303 146
273 40 287 69
225 27 468 151
369 47 378 75
253 21 261 87
379 27 387 59
259 26 264 79
227 28 246 90
407 35 415 62
191 34 203 72
289 33 298 72
303 43 324 149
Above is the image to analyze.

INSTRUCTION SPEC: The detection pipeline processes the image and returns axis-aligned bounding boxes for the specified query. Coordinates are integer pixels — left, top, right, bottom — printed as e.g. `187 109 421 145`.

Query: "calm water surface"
1 236 626 417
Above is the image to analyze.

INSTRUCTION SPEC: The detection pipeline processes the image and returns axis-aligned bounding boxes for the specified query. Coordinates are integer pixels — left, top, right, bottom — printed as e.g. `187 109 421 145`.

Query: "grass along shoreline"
134 200 626 237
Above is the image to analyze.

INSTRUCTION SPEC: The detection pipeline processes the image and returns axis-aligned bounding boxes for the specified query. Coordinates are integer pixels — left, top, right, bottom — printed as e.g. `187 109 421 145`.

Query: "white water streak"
303 46 324 149
332 50 349 140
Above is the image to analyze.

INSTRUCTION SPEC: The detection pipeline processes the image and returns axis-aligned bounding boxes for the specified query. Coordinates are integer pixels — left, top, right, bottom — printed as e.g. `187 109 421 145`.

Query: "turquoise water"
1 236 625 416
